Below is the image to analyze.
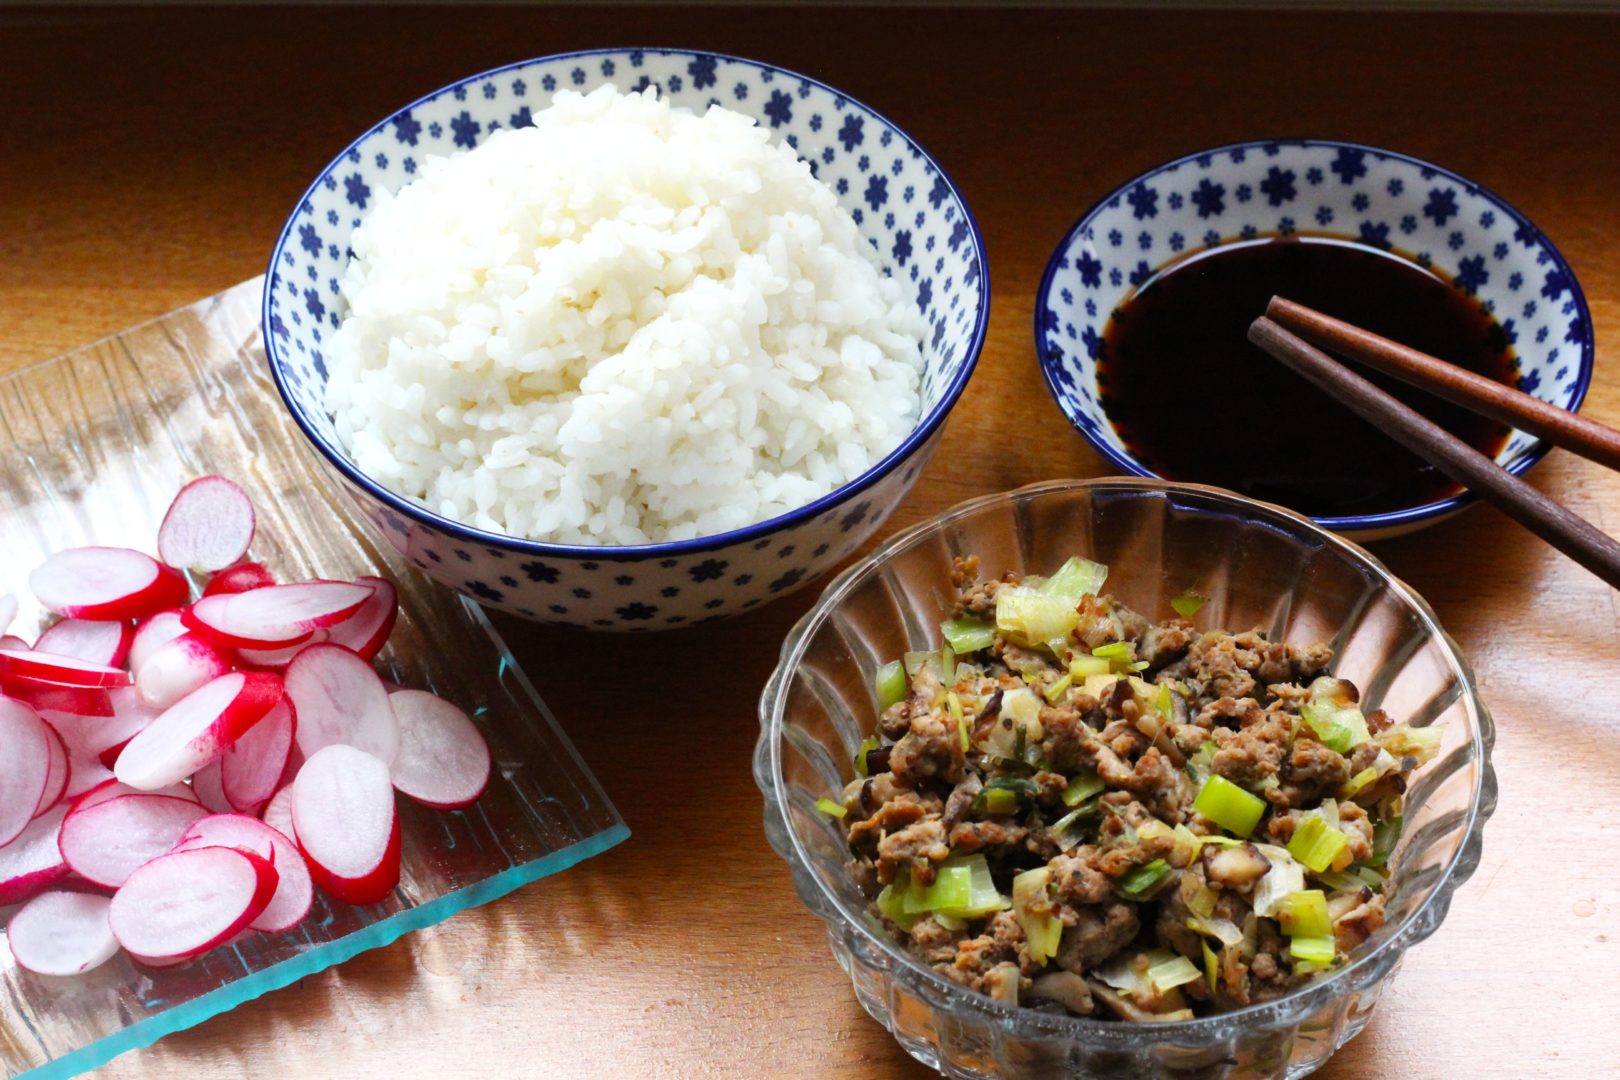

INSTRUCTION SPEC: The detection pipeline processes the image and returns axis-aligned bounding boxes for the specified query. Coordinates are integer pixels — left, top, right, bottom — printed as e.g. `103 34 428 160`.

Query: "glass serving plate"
0 280 628 1079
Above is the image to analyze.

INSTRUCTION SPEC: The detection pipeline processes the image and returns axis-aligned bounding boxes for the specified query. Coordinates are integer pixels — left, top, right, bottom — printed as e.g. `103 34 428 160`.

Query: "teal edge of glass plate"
21 822 630 1080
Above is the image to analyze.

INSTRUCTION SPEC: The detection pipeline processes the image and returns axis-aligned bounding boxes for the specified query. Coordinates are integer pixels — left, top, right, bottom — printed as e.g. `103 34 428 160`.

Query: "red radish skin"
176 813 313 932
292 744 400 905
6 890 120 976
70 779 198 813
203 562 276 597
33 720 70 818
236 630 328 671
0 647 131 690
128 610 187 674
286 644 399 765
58 793 209 888
1 697 55 845
0 804 70 904
0 671 114 717
33 619 134 668
220 699 295 813
261 786 296 841
185 581 371 650
388 691 491 811
324 577 399 661
109 846 278 960
134 632 232 710
28 547 188 622
158 476 257 573
114 671 284 790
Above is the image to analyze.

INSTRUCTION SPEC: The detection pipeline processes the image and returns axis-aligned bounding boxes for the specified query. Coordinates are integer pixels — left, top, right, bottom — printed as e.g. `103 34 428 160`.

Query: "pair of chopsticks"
1248 299 1620 591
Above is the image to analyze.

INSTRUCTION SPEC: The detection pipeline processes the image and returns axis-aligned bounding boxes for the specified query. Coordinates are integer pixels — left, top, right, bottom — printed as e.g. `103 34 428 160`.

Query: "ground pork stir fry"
830 556 1441 1022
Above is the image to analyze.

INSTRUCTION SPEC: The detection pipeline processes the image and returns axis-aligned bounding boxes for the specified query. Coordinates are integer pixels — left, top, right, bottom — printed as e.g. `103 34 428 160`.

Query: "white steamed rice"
325 85 926 545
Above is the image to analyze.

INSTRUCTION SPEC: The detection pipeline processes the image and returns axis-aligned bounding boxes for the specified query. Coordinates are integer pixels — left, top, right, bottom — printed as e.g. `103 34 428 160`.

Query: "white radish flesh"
1 698 55 846
33 720 70 818
157 476 257 573
324 577 398 661
221 699 295 813
135 632 232 709
185 581 371 650
388 691 491 811
292 745 399 905
0 592 16 634
114 672 284 790
58 793 209 888
33 618 133 668
286 644 398 765
203 562 275 597
109 846 277 960
236 629 327 671
0 805 70 904
261 785 296 841
128 610 187 673
176 813 312 932
0 634 30 652
0 647 131 690
29 547 187 622
6 890 120 976
190 759 235 815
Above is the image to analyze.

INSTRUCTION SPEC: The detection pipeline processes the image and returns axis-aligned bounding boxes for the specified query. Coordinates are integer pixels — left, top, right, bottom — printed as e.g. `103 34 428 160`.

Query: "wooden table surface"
4 6 1618 1078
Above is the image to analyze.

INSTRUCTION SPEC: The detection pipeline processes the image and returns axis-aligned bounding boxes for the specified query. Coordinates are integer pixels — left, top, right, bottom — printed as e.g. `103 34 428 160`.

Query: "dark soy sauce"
1098 237 1516 518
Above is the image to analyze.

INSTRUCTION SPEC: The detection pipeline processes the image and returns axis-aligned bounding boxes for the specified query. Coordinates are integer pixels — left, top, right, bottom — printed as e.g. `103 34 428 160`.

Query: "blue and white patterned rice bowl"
264 49 988 630
1036 139 1594 541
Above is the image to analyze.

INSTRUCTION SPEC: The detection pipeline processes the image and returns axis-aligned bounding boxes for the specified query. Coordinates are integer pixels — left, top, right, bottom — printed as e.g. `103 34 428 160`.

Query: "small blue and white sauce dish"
1036 139 1593 541
263 49 988 629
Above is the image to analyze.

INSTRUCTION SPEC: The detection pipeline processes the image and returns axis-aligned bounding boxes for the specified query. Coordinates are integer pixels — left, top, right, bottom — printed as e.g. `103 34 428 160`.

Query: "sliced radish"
185 581 371 650
0 646 131 690
135 631 232 710
237 629 327 671
292 744 400 905
29 547 187 622
176 814 312 932
129 609 187 673
62 754 113 799
0 671 113 717
1 698 55 845
109 845 277 960
33 618 134 668
157 476 257 573
286 644 398 765
6 890 120 976
0 592 16 634
70 778 198 813
388 691 491 811
34 720 70 818
203 561 275 597
190 759 235 814
114 671 284 791
221 699 295 813
43 687 160 775
58 793 209 888
0 633 31 652
261 785 296 841
325 577 398 662
0 804 70 904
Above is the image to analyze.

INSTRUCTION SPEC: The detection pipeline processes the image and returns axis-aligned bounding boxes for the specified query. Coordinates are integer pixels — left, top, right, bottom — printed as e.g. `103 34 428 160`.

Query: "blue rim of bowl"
263 47 990 562
1033 137 1596 534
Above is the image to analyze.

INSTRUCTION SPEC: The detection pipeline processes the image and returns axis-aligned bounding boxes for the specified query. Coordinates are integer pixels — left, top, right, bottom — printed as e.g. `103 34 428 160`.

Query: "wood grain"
3 6 1617 1078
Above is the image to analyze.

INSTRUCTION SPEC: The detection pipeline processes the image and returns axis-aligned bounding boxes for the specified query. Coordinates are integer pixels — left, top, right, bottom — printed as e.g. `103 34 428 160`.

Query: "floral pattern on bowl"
264 48 988 629
1036 139 1594 541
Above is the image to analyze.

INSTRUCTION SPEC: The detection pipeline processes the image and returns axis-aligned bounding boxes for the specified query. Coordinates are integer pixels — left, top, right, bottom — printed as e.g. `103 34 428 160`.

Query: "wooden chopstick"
1266 296 1620 472
1247 316 1620 592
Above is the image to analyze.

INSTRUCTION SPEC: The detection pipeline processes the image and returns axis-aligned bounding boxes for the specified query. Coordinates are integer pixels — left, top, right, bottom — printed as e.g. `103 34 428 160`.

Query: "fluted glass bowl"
754 479 1495 1079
